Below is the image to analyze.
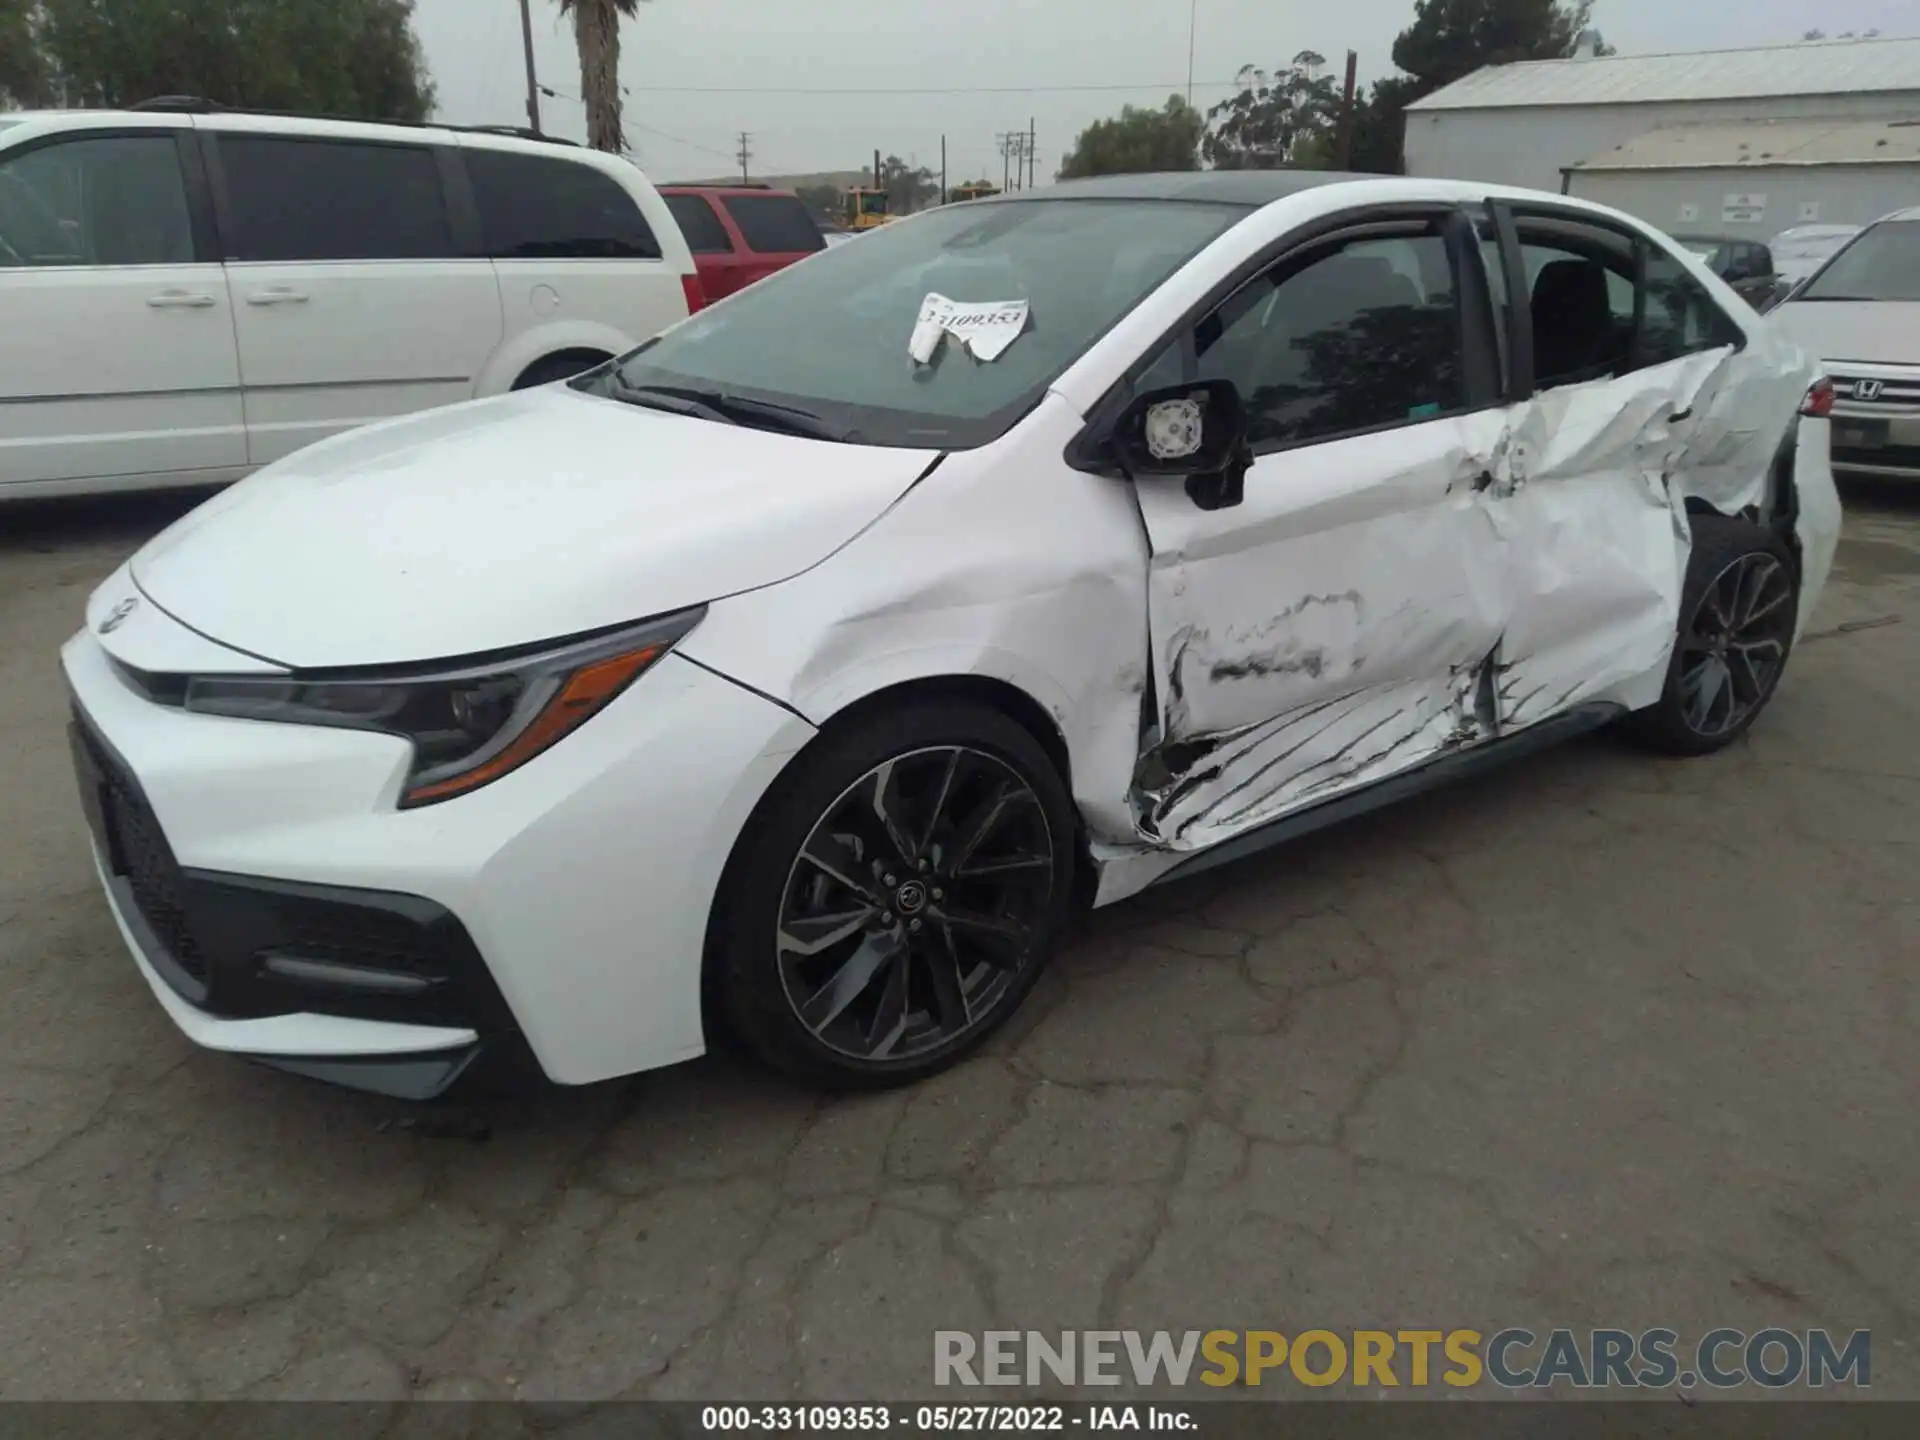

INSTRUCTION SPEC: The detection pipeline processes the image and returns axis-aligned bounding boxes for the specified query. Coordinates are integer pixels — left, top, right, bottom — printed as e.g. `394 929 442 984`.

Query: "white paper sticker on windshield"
908 293 1030 365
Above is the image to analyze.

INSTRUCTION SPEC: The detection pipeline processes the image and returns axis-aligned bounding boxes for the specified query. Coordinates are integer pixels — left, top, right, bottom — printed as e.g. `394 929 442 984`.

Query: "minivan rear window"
219 135 455 262
467 149 662 260
721 193 825 255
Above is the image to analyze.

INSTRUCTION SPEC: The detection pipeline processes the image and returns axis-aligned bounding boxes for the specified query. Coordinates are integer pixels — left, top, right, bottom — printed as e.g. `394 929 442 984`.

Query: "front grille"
71 706 512 1032
83 729 208 981
1831 375 1920 408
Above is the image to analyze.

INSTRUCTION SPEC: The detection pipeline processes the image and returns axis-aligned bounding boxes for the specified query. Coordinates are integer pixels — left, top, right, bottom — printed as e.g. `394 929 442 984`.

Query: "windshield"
592 197 1245 448
1799 220 1920 301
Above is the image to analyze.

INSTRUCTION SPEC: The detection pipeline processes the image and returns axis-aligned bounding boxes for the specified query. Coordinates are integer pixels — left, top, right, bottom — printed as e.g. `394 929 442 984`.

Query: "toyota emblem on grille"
97 597 139 634
1853 379 1885 402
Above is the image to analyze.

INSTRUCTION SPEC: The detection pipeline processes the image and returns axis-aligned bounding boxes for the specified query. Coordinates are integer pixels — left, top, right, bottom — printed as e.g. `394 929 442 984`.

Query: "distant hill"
664 169 871 191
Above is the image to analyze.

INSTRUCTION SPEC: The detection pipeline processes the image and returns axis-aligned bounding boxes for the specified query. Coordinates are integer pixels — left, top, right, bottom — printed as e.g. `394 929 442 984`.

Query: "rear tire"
1622 513 1799 756
710 701 1076 1088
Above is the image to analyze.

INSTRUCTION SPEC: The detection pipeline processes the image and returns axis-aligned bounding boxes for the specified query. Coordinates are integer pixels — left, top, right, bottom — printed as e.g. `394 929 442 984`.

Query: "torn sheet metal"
1127 333 1824 864
1128 407 1514 852
908 294 1029 365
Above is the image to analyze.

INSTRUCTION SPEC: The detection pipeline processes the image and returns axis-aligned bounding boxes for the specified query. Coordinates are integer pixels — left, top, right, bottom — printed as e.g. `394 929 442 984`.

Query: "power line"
541 86 745 161
609 79 1251 96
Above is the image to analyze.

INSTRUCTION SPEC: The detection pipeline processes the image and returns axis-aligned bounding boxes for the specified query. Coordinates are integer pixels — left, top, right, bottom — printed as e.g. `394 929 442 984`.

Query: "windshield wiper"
602 379 739 427
607 380 857 442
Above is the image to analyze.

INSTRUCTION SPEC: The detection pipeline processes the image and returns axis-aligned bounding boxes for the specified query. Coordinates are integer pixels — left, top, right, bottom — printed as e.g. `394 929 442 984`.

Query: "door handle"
246 287 309 306
146 290 217 309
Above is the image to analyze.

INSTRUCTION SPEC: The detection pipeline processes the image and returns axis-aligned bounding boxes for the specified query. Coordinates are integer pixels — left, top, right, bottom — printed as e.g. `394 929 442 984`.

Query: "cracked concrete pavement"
1 485 1915 1401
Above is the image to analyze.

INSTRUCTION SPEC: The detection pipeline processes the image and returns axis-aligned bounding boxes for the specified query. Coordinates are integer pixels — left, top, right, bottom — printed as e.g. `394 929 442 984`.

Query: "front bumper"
1827 367 1920 479
62 621 816 1092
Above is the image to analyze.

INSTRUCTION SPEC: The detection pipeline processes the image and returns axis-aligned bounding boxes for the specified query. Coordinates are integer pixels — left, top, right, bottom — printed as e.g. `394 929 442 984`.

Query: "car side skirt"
1151 701 1624 888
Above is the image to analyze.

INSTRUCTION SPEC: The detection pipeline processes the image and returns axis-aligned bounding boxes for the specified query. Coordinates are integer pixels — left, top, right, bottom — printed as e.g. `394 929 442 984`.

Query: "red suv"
659 185 827 302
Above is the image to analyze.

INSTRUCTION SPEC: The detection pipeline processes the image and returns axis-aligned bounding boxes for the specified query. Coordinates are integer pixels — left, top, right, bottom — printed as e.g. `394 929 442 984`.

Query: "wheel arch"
511 347 614 391
473 318 637 395
698 669 1091 1045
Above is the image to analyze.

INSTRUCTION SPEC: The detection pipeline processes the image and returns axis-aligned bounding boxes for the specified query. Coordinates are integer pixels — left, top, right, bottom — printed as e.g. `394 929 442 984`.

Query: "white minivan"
0 102 701 498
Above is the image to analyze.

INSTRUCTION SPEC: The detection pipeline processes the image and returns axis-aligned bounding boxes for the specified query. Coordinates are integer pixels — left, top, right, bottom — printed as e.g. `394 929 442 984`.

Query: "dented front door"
1130 217 1515 853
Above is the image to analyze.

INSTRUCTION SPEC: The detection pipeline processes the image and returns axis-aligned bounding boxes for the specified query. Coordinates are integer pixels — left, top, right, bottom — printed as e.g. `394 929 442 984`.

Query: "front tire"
710 701 1076 1088
1623 514 1799 755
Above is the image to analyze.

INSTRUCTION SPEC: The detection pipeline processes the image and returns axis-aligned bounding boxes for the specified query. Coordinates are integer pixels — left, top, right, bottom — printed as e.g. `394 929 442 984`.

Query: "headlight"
184 608 704 807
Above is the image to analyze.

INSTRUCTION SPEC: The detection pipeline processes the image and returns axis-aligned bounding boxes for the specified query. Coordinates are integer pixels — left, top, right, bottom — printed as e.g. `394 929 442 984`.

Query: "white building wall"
1566 163 1920 238
1404 93 1920 195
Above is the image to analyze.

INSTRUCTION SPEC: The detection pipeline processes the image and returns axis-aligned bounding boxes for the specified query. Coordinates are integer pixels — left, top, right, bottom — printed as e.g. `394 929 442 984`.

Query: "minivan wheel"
711 701 1075 1087
1623 514 1799 756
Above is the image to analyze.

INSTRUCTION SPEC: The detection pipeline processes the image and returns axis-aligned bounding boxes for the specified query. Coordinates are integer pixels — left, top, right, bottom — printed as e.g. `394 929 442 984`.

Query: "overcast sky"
413 0 1915 184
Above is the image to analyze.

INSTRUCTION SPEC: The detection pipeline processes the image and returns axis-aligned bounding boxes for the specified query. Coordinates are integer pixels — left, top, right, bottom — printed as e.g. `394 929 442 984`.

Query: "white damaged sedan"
65 172 1841 1098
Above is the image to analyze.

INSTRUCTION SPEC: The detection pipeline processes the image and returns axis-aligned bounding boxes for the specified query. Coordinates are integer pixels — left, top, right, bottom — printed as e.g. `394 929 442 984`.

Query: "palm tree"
557 0 649 153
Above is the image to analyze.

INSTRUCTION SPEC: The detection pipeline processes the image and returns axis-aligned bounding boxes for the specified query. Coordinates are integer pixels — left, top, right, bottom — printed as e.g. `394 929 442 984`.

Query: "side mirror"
1110 380 1253 511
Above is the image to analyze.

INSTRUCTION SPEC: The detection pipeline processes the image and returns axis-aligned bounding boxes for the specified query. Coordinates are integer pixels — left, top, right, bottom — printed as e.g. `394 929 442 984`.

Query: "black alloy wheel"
710 699 1076 1086
1623 513 1800 756
1676 551 1796 740
776 746 1055 1063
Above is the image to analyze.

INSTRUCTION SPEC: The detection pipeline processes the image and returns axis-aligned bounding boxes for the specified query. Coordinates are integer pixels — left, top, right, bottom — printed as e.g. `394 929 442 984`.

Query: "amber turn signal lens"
402 644 663 804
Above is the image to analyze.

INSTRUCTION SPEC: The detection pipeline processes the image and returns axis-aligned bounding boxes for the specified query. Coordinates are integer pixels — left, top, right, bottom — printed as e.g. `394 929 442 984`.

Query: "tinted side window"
220 136 452 262
0 134 194 268
466 149 661 260
1193 231 1464 449
664 193 733 254
1516 236 1634 390
720 193 825 255
1640 245 1742 366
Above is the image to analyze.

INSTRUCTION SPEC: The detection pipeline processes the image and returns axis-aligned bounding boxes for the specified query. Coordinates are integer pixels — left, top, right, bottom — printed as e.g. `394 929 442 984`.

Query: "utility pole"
1336 51 1358 169
997 133 1011 191
1186 0 1198 106
737 132 752 183
940 135 947 204
1027 117 1036 188
518 0 542 134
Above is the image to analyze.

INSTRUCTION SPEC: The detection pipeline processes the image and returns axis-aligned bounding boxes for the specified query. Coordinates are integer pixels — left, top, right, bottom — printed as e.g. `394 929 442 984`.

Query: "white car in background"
64 172 1839 1100
0 102 701 499
1771 208 1920 480
1769 223 1863 293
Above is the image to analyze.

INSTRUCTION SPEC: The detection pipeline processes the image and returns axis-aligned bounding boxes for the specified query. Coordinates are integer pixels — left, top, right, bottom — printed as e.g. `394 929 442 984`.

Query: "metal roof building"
1564 118 1920 234
1403 35 1920 205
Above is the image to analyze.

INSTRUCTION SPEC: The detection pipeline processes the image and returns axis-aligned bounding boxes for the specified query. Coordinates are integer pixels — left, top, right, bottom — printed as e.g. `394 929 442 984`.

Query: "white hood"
1770 299 1920 367
131 387 936 669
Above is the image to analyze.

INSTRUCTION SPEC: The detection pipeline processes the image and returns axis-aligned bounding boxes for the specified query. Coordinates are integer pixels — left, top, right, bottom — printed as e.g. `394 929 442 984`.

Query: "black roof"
977 170 1373 207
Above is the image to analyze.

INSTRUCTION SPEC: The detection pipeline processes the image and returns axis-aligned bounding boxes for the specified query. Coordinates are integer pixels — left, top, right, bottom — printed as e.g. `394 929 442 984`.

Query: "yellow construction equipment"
846 187 891 230
947 182 1001 203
